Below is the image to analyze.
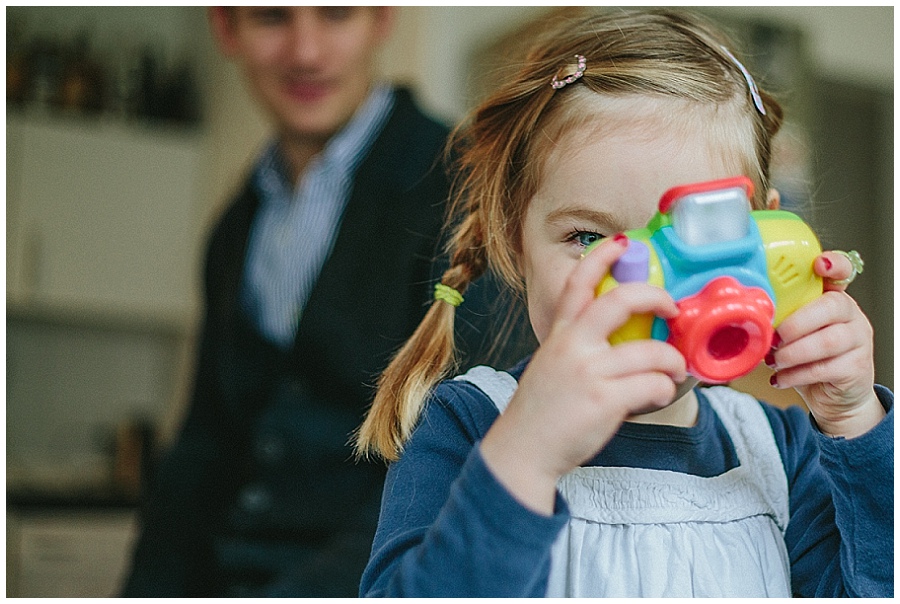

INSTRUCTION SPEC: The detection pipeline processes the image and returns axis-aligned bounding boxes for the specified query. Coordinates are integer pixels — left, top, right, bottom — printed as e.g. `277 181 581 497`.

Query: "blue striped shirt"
240 84 395 349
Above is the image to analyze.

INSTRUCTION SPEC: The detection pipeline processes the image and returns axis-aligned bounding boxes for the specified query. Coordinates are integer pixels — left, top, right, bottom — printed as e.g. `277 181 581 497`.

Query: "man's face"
213 7 392 145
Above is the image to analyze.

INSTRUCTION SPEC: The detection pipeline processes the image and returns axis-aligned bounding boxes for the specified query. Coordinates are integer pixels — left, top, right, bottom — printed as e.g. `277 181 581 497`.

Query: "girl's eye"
567 230 605 248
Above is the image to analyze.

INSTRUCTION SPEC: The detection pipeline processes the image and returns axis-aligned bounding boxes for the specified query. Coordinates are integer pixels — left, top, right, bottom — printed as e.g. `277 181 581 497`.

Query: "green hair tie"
434 283 464 307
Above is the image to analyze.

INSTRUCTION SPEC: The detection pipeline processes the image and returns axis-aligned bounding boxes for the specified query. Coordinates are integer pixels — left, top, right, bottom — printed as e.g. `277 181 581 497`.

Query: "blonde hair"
356 8 784 462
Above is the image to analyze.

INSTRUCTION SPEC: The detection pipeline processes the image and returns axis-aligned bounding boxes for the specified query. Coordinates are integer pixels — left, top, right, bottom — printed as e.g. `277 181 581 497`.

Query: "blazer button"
239 483 273 515
256 433 285 465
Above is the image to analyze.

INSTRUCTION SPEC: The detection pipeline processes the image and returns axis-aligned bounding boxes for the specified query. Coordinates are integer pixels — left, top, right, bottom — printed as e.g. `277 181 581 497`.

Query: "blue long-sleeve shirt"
361 361 893 597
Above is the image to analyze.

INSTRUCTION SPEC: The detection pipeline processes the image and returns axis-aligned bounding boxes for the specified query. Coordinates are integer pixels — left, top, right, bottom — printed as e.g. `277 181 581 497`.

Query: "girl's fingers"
769 290 874 394
580 281 680 341
594 339 687 383
770 350 871 391
770 321 863 372
816 251 856 293
608 372 681 414
773 291 861 348
555 236 629 323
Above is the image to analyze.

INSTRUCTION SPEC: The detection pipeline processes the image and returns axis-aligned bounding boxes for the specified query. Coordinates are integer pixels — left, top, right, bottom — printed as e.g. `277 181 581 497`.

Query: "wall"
704 6 892 90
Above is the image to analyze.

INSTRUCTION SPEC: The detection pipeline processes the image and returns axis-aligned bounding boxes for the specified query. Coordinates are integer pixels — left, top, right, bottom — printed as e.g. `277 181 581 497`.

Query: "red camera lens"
667 277 775 383
708 325 750 360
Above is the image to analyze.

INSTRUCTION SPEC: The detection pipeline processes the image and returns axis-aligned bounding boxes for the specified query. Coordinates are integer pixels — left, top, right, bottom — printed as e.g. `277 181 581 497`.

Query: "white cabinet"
6 509 139 598
7 113 203 328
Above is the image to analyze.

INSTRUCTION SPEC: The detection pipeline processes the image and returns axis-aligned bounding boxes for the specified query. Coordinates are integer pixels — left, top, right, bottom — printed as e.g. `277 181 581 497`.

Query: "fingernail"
822 257 833 270
764 351 776 368
769 373 781 388
771 332 782 349
613 233 628 246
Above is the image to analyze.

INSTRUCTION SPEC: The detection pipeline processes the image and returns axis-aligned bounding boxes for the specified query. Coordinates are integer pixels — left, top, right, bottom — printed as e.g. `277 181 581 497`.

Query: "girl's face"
520 97 741 342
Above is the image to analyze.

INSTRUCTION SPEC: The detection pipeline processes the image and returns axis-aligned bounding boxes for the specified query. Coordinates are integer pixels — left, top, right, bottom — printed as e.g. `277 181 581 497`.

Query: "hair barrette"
720 46 766 116
551 54 587 90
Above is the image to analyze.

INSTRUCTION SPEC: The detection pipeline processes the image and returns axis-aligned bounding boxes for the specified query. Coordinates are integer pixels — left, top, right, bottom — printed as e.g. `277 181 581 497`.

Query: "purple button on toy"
612 240 650 283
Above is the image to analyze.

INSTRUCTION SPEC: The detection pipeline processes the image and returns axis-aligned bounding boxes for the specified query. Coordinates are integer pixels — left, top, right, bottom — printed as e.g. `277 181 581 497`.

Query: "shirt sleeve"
771 385 894 597
360 385 568 597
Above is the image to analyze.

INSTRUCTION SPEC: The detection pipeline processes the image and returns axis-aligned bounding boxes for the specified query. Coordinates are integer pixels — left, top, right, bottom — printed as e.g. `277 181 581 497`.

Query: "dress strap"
453 365 518 413
702 386 790 532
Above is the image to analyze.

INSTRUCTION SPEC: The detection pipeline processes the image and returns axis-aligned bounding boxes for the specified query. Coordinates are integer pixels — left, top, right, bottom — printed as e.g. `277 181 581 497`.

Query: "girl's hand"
480 236 687 514
768 250 884 438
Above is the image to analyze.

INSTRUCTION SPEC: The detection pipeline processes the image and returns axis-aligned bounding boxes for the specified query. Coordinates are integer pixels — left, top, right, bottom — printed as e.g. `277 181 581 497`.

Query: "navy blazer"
123 88 463 597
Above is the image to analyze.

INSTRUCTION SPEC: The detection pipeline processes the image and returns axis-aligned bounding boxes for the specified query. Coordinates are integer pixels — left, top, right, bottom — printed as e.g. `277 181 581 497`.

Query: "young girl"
356 9 892 597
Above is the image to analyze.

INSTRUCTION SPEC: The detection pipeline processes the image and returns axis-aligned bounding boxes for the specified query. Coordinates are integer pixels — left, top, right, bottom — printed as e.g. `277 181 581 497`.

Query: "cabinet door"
8 116 202 322
7 118 27 303
8 510 138 597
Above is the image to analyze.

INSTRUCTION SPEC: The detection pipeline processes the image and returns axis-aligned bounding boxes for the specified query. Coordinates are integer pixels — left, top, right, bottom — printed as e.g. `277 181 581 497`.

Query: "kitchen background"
5 6 893 597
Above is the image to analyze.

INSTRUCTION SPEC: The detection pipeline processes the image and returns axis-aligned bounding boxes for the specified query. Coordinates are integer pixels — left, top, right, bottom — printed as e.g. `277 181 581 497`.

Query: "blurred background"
5 6 893 597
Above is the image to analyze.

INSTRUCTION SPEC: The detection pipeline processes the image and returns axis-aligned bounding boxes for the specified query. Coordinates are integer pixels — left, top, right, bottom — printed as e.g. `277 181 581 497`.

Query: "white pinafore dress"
455 366 792 597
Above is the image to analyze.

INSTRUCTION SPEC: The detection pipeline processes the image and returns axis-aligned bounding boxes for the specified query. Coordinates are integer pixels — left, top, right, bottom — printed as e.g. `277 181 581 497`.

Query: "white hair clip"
720 46 766 116
551 54 587 90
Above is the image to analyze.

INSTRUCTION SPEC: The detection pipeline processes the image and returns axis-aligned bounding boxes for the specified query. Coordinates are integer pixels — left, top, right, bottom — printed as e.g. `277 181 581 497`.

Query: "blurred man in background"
120 7 516 596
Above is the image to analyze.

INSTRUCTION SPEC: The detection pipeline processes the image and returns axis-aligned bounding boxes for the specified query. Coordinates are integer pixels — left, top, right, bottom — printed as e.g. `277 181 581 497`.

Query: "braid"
355 212 488 462
446 214 489 287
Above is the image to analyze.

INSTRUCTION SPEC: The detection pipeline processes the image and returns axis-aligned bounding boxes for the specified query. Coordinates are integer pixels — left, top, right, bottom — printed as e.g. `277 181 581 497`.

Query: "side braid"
354 213 488 462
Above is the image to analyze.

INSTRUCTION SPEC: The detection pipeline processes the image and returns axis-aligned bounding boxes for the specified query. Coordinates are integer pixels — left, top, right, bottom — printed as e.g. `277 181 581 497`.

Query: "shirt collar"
255 83 395 200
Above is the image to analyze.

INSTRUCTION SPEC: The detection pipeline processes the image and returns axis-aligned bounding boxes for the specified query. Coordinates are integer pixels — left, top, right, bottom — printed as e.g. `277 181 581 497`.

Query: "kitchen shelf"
5 106 203 138
6 297 196 337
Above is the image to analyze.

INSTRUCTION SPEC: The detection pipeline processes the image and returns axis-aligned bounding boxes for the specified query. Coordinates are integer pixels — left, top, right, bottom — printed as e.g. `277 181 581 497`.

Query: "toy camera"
590 176 822 384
